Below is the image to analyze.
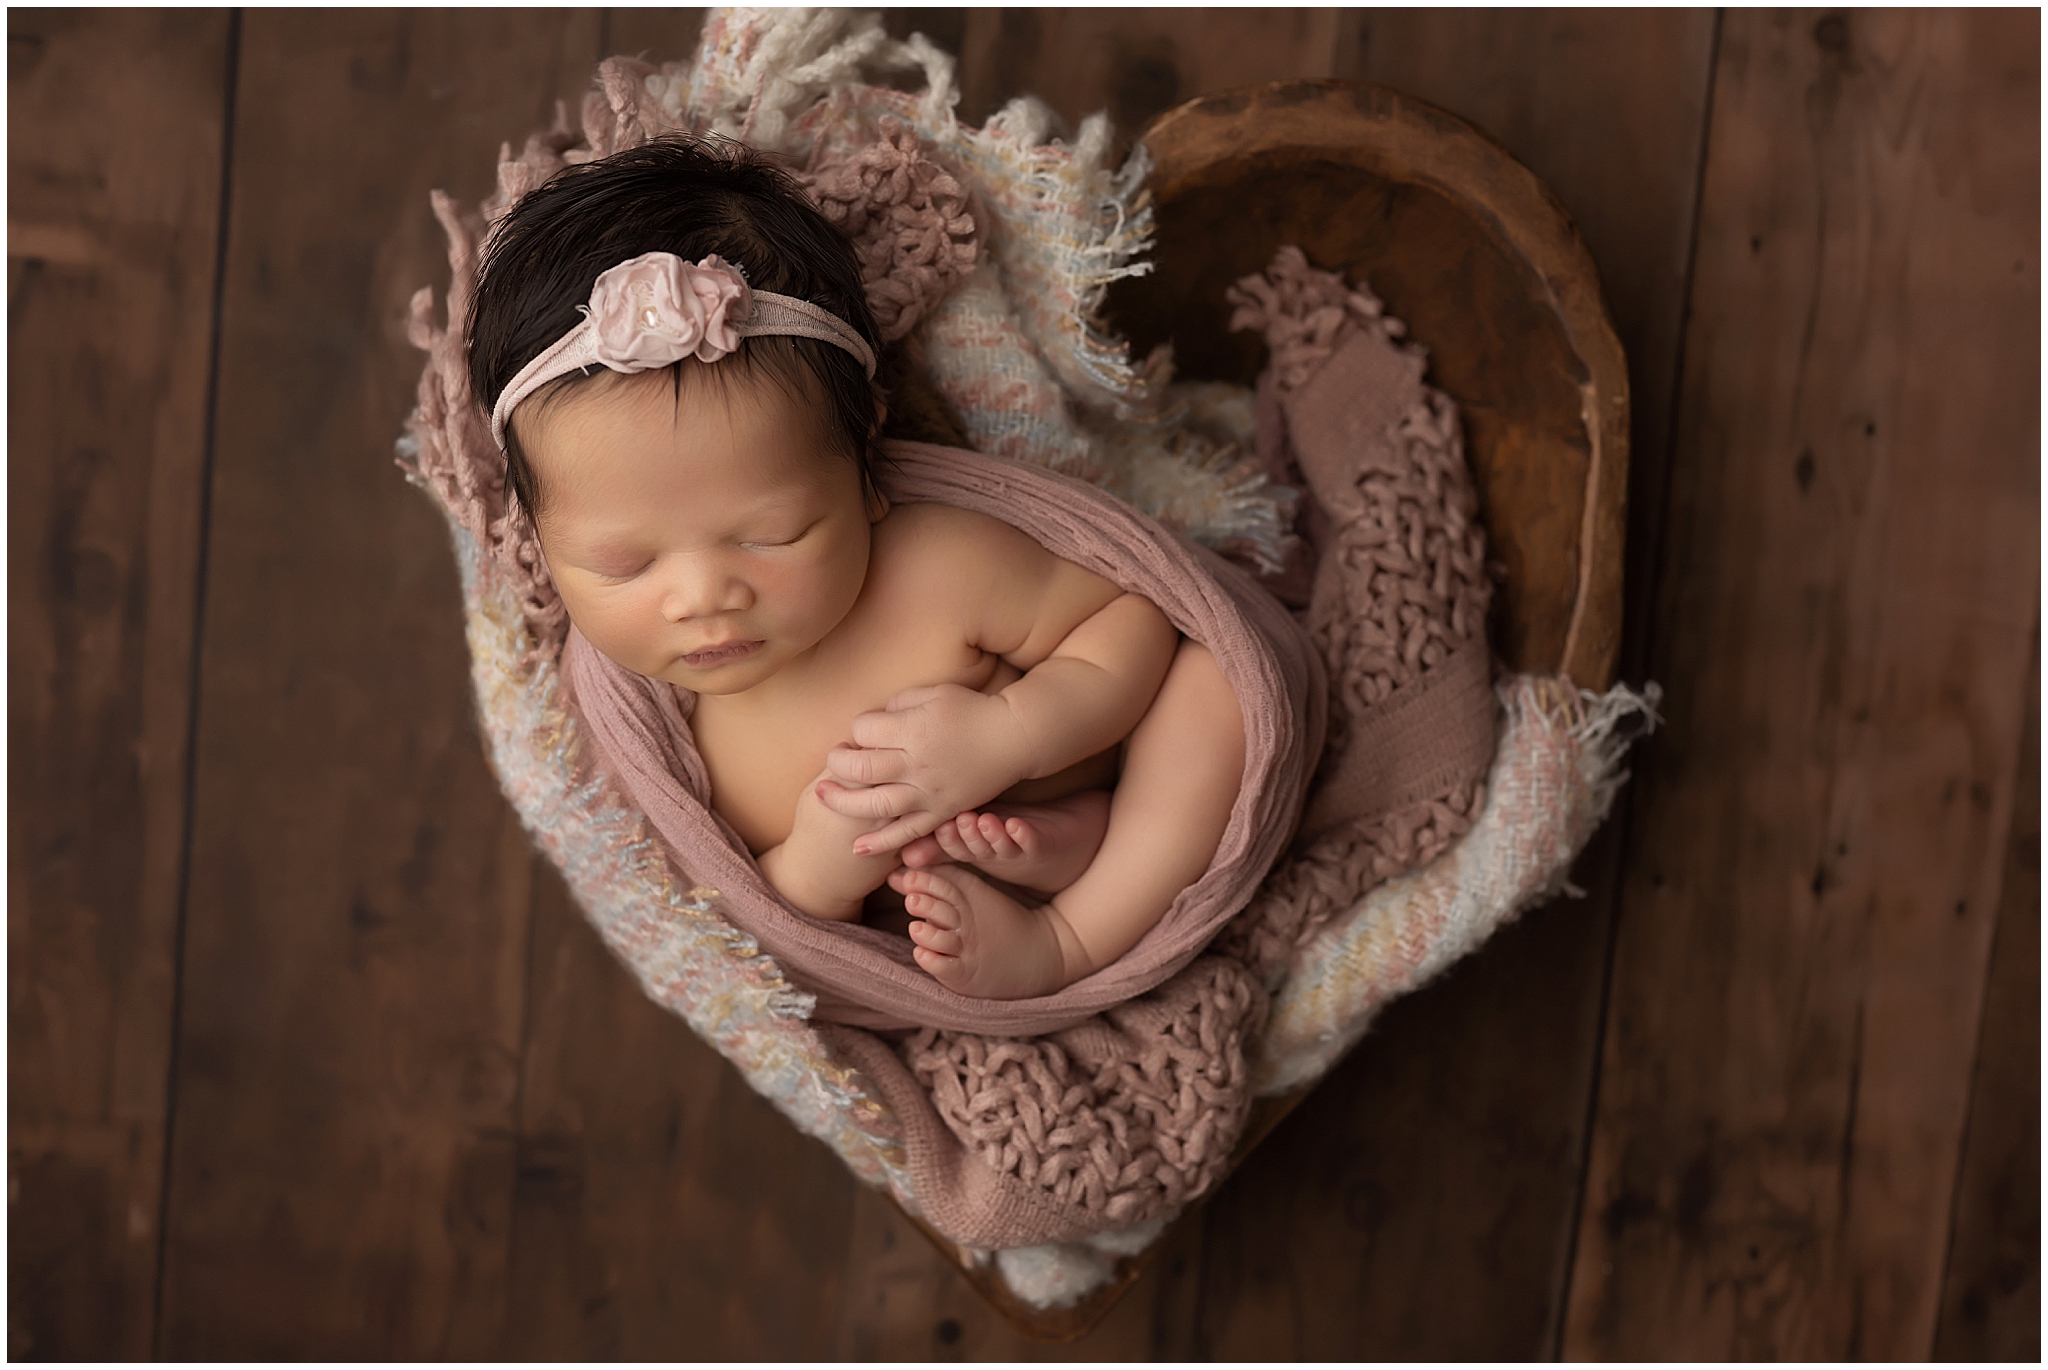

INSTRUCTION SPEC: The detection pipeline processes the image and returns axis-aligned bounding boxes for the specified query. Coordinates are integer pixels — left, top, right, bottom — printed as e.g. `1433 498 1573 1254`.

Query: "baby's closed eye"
560 537 654 580
739 519 820 550
582 554 652 581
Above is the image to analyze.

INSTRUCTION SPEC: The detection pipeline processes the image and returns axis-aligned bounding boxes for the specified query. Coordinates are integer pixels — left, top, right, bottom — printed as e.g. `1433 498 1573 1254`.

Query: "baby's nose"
659 558 751 621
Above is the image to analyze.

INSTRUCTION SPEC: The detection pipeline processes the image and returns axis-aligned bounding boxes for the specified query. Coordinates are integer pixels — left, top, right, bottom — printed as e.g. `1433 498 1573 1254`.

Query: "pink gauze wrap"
560 439 1327 1037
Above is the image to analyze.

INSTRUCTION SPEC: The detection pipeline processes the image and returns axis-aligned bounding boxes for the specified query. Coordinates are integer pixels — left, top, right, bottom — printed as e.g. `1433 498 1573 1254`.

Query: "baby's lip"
681 638 764 668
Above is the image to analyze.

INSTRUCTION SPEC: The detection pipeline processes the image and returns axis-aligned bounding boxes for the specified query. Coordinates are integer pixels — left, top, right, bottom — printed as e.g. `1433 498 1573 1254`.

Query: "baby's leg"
898 790 1112 894
1045 639 1244 971
894 641 1244 997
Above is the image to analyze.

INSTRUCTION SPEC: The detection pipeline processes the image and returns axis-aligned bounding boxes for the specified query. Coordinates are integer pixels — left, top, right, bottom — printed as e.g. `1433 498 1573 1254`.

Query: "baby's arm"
998 590 1180 780
755 772 902 921
817 513 1180 852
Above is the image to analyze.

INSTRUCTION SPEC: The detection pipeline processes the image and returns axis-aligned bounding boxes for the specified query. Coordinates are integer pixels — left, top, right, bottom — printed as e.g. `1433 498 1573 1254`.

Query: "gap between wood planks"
152 7 245 1359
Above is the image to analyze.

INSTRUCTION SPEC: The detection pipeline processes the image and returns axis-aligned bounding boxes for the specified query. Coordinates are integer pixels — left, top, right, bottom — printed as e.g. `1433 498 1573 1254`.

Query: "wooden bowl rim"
1137 78 1630 690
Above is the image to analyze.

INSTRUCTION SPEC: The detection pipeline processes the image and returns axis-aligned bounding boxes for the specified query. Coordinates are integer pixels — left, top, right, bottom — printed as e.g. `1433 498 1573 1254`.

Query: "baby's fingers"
848 706 919 750
824 743 905 786
852 812 941 857
814 779 920 821
883 684 948 712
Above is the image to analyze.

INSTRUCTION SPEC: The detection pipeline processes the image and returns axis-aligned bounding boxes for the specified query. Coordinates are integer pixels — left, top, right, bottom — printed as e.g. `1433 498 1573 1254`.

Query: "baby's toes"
908 919 963 956
952 812 1001 862
1004 816 1043 859
902 891 952 928
890 867 965 930
915 944 975 993
932 818 977 863
979 813 1026 859
899 834 947 869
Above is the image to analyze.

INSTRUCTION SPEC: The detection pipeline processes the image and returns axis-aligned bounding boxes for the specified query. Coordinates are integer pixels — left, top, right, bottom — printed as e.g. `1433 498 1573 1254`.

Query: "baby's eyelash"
741 523 815 550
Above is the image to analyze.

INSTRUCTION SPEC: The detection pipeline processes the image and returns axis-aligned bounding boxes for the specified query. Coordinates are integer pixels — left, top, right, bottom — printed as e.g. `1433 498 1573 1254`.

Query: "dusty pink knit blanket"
561 439 1327 1037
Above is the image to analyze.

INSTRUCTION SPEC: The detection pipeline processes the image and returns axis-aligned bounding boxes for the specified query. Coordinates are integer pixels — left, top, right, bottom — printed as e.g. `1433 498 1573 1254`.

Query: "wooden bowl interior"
1104 146 1597 677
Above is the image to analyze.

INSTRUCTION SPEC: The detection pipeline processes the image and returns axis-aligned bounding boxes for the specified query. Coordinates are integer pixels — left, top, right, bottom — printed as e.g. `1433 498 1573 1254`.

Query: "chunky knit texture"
801 122 980 342
1216 248 1494 979
906 956 1265 1226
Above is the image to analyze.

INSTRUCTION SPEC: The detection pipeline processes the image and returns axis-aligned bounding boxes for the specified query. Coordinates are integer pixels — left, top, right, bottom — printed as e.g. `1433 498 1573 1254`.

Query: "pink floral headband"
489 251 878 449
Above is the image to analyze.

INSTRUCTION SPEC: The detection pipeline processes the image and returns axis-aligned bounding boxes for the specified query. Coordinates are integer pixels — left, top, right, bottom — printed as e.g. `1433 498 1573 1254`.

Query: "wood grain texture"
1193 887 1620 1359
9 9 2027 1358
1087 65 1678 1354
503 862 857 1359
832 1183 1205 1357
154 11 601 1357
1339 7 1717 686
6 9 231 1359
1934 634 2041 1361
1262 15 1717 1358
1563 10 2040 1359
601 7 704 66
955 8 1339 138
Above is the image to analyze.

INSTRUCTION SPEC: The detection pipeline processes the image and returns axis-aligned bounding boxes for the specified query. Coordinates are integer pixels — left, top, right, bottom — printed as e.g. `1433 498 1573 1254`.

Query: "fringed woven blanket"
397 10 1633 1273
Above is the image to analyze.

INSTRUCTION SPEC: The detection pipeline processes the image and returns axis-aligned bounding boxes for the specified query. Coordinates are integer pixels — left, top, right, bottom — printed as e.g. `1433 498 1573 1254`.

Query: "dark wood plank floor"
10 10 230 1358
10 8 2038 1360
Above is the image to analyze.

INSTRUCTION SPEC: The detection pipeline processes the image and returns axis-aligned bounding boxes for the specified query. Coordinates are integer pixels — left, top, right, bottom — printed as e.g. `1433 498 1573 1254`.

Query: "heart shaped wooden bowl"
919 78 1630 1339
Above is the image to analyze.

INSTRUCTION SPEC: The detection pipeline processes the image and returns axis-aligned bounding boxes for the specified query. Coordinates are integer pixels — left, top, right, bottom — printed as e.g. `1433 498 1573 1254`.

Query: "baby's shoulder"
872 500 1043 574
878 498 1012 540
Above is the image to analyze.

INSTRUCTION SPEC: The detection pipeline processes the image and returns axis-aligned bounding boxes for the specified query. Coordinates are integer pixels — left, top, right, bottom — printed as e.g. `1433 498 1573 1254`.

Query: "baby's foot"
898 790 1111 895
889 864 1079 1000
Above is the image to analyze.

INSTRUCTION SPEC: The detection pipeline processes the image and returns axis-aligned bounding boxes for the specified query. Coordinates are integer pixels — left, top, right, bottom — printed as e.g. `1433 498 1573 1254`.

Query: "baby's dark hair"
468 135 885 520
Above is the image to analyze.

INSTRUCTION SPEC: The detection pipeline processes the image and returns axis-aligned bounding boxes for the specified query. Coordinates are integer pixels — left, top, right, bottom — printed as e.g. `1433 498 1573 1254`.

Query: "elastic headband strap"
490 251 877 450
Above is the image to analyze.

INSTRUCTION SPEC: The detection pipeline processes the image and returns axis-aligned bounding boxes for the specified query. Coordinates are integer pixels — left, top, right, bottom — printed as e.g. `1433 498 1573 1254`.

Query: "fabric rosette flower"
490 244 874 451
588 252 752 368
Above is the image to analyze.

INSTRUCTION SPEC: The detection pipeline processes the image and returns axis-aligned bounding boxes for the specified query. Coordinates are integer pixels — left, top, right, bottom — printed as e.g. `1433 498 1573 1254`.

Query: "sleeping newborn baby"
470 136 1244 1000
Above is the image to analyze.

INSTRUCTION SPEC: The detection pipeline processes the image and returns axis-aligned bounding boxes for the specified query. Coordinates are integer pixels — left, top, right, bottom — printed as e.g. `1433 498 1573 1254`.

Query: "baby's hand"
758 769 901 921
815 683 1035 855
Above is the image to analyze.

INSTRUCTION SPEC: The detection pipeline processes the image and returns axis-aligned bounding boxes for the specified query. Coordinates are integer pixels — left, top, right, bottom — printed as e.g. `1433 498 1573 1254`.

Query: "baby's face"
518 368 878 696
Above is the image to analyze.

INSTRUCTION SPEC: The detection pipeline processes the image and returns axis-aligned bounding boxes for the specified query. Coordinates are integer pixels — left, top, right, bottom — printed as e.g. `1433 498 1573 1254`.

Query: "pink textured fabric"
816 950 1266 1248
1214 248 1495 978
560 440 1328 1037
798 122 981 343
